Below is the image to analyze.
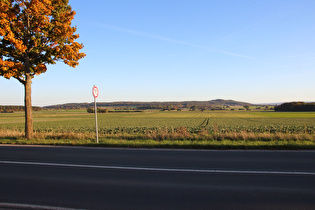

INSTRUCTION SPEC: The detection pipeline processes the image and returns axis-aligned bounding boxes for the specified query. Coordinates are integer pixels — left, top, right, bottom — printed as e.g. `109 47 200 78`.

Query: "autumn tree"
0 0 85 139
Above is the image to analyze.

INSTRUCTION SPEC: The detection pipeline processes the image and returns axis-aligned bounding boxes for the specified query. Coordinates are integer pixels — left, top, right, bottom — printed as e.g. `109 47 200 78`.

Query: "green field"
1 110 315 132
1 110 315 149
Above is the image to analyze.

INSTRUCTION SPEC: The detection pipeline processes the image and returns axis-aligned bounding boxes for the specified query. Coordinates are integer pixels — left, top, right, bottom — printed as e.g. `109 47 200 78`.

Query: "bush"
87 107 94 113
275 102 315 112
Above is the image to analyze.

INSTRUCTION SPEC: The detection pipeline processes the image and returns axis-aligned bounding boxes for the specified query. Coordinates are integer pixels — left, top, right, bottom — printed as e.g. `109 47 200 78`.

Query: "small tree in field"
243 105 251 111
0 0 85 139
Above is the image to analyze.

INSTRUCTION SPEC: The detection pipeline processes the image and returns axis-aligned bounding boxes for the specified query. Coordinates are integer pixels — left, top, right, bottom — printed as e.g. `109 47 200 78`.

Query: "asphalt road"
0 145 315 210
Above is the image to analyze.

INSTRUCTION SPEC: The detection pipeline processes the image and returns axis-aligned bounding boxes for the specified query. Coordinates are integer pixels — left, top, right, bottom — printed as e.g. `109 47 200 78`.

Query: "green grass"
1 110 315 149
2 110 315 130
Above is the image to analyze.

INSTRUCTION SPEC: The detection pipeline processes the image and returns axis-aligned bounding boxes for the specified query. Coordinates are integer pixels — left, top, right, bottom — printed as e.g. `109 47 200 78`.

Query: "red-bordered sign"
92 85 99 98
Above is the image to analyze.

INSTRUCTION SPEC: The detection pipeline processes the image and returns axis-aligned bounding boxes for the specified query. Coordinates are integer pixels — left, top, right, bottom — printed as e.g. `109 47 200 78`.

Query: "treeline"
45 99 252 110
87 108 143 113
275 102 315 112
0 106 42 113
44 103 90 110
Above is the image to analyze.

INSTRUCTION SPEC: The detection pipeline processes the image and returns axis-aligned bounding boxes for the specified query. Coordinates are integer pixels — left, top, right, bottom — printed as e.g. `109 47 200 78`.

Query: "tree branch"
13 76 25 85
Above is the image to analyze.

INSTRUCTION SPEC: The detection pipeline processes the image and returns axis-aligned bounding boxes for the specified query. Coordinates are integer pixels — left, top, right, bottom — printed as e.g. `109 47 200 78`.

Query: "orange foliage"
0 0 85 82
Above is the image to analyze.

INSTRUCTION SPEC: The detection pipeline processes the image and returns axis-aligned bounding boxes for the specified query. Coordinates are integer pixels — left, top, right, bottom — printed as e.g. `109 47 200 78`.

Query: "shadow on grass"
1 137 315 150
0 136 20 140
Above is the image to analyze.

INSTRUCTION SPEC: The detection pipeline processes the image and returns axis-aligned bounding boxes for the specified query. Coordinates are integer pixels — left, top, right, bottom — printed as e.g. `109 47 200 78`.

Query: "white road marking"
1 160 315 176
0 202 81 210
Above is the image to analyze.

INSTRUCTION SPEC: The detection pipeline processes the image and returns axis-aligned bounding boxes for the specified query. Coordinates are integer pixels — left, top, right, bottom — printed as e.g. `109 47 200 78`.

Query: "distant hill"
43 99 252 110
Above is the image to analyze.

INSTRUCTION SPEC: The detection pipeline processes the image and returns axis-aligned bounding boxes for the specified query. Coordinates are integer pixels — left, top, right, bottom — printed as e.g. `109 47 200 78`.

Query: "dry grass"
0 129 24 139
1 128 314 150
1 128 314 142
0 129 94 140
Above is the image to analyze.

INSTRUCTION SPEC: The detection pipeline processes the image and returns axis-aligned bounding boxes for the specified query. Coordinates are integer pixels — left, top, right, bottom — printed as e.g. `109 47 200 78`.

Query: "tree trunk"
24 73 33 139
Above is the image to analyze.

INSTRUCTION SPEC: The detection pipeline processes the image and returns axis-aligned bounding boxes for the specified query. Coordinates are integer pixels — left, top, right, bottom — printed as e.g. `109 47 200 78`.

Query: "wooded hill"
0 106 42 113
43 99 252 110
275 102 315 111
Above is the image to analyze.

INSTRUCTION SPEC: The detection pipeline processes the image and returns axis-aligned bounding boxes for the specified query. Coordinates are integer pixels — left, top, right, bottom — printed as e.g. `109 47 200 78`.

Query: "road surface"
1 145 315 209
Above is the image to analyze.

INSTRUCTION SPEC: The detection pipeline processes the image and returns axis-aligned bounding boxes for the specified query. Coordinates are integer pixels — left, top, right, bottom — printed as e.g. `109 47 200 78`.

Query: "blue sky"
1 0 315 106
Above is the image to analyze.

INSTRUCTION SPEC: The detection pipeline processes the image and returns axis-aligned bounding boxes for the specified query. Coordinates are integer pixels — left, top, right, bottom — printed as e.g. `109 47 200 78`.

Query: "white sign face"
92 86 99 98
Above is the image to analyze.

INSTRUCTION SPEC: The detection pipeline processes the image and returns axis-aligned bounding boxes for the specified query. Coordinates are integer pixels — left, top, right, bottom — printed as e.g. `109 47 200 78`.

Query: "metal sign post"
92 85 99 143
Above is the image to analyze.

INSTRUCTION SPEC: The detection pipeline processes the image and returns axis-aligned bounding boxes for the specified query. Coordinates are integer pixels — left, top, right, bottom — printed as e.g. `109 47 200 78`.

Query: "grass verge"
0 130 314 150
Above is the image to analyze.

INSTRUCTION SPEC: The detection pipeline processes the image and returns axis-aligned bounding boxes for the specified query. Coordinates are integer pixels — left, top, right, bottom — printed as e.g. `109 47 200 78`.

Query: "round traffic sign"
92 85 99 98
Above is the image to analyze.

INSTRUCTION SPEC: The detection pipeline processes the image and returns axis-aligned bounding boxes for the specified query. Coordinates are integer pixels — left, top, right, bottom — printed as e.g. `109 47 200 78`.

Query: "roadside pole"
92 85 99 143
